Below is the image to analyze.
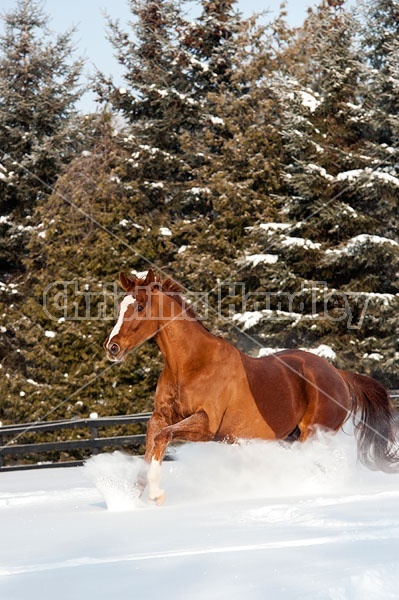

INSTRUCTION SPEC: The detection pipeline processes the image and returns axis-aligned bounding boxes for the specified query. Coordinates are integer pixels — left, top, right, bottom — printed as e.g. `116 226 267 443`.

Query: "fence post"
89 413 99 455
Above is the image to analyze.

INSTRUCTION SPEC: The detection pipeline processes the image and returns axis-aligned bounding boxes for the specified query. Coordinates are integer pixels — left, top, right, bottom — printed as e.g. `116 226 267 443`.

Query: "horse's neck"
155 317 215 375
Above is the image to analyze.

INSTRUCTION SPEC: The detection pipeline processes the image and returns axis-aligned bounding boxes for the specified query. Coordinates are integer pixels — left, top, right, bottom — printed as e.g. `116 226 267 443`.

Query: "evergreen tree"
356 0 399 384
95 0 197 221
359 0 399 228
231 0 399 387
0 0 85 425
95 0 275 291
174 1 284 298
361 0 399 142
0 0 83 274
0 113 164 425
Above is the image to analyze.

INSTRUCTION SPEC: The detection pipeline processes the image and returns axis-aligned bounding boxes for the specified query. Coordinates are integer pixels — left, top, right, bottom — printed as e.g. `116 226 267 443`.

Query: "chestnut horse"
104 269 398 502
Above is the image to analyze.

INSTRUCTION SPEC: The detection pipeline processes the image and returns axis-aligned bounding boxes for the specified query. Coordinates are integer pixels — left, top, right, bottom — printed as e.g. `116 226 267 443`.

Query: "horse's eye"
137 305 144 312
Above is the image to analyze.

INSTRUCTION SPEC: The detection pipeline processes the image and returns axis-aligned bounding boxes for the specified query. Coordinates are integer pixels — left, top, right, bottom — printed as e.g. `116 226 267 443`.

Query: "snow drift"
85 427 397 510
1 429 399 600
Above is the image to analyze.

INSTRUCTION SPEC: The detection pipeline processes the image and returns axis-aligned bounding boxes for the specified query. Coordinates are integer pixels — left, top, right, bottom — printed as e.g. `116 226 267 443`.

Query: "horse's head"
104 269 161 362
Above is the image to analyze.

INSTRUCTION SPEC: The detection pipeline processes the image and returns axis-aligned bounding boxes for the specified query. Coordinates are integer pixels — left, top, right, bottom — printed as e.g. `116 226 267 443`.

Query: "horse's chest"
167 379 206 421
171 386 195 419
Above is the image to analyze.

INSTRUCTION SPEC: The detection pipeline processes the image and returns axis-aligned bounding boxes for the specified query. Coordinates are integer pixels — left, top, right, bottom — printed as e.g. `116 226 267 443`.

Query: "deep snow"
1 429 399 599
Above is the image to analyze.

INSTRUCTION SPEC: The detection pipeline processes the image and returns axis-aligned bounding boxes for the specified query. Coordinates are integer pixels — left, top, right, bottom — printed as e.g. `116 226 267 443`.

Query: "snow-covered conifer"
0 0 83 275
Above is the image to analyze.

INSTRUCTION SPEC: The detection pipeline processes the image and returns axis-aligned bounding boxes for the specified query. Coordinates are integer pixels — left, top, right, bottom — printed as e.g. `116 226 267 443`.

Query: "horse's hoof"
149 491 165 506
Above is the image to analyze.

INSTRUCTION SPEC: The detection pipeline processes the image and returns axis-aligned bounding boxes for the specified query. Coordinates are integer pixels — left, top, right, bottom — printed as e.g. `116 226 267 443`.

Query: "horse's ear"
144 268 156 286
119 272 136 292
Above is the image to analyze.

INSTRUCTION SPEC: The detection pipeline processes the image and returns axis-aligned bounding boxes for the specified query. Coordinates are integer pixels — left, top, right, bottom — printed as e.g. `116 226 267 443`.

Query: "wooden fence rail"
1 390 398 473
0 413 152 472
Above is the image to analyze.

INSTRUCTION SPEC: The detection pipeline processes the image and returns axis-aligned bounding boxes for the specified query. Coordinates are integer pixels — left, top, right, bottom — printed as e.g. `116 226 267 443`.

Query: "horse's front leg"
135 411 169 496
147 411 213 504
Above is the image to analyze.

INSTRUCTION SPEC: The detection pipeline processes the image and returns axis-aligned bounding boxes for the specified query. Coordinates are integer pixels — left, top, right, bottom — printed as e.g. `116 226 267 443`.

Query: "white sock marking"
148 458 164 501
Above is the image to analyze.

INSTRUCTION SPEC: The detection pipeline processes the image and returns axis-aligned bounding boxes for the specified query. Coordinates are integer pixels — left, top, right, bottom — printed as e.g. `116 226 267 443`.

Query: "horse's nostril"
109 342 120 356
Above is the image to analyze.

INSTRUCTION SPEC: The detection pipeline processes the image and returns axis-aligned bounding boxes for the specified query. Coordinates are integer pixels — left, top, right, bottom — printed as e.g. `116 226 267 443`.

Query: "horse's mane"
137 274 203 324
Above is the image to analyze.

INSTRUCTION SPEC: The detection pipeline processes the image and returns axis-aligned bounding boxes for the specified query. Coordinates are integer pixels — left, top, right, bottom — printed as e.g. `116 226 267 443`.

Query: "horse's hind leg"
297 393 323 442
298 374 349 442
298 413 316 442
284 425 301 442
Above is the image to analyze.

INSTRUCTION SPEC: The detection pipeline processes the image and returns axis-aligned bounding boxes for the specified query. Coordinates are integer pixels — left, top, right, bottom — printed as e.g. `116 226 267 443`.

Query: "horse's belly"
215 405 277 441
239 353 309 438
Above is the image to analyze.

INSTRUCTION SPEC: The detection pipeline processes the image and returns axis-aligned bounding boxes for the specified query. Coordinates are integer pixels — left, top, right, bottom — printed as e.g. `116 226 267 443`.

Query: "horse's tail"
340 370 399 472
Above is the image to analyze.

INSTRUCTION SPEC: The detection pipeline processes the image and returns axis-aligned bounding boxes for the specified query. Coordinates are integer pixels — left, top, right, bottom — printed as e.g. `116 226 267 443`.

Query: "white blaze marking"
109 296 135 341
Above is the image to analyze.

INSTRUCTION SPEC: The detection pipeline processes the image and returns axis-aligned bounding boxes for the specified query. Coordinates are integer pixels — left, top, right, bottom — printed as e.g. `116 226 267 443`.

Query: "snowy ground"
1 429 399 600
